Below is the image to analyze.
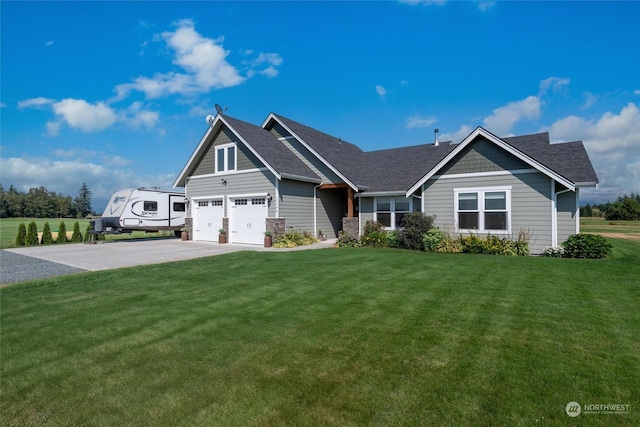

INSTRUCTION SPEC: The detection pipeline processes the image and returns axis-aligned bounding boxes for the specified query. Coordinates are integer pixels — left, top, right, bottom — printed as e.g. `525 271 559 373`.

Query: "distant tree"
4 185 25 218
42 222 54 244
74 182 92 218
15 223 27 246
57 194 75 218
26 221 38 245
71 221 83 242
580 203 593 217
605 194 640 220
57 221 67 244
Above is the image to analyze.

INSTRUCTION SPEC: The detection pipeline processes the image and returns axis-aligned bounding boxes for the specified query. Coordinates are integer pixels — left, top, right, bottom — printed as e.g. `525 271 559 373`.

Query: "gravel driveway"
1 251 86 285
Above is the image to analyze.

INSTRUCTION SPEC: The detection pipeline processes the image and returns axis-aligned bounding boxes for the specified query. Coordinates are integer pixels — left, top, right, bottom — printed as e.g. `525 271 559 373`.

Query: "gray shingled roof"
360 143 456 193
222 115 320 181
504 133 599 184
270 114 368 186
218 114 598 192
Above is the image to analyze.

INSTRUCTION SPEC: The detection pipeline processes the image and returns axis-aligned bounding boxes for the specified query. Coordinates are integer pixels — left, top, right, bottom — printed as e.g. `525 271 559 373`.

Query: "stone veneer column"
185 217 193 240
266 218 286 240
342 217 359 239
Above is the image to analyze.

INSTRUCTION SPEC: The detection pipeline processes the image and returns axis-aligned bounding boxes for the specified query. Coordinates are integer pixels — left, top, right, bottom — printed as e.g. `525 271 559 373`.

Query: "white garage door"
230 197 266 245
194 199 224 242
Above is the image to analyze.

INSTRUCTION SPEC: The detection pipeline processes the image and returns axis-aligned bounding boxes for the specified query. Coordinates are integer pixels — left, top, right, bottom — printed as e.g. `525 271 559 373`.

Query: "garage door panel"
230 197 266 245
194 199 223 242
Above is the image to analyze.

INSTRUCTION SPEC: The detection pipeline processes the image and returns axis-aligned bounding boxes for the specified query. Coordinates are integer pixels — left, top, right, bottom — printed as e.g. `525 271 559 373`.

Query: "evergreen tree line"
580 193 640 220
0 182 93 219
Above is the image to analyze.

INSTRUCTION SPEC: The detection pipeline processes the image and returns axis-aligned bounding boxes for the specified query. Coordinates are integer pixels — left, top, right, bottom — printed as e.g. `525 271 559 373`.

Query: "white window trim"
215 143 237 174
454 186 512 235
374 196 413 230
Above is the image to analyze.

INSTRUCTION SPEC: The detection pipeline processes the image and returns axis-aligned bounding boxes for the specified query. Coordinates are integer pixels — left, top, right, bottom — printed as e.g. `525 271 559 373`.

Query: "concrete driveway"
2 237 335 285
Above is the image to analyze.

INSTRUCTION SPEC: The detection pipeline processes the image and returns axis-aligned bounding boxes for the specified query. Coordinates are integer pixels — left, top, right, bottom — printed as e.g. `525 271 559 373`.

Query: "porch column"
347 187 355 217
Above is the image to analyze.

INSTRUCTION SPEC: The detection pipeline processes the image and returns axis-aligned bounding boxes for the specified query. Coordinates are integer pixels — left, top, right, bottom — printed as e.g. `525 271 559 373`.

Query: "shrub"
273 229 318 248
562 233 612 259
458 232 528 256
397 212 435 251
460 233 484 254
42 222 54 245
26 221 38 246
423 228 447 252
71 221 83 242
15 223 27 246
387 230 399 248
57 221 67 244
542 246 564 257
436 236 462 253
361 221 388 248
335 230 361 248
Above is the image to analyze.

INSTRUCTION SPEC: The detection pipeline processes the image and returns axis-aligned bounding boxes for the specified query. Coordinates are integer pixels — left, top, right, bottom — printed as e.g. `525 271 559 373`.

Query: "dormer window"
216 144 236 173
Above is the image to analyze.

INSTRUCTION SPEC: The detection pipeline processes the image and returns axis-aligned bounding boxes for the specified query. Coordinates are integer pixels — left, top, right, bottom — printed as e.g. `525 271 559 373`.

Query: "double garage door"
194 196 266 245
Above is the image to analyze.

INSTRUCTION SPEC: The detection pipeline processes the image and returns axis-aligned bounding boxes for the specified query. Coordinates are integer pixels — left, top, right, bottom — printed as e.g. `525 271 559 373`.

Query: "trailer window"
144 201 158 211
173 202 185 212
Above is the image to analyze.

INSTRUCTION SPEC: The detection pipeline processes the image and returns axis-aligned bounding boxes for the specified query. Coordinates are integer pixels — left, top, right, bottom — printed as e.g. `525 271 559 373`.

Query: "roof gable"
173 114 319 188
406 127 589 196
263 113 366 190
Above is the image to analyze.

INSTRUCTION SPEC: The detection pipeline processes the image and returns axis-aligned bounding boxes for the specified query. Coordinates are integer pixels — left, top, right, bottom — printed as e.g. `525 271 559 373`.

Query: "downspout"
275 177 280 218
313 183 322 236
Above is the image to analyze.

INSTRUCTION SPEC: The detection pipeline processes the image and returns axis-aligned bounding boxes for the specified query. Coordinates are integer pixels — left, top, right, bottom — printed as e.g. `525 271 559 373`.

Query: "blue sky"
1 1 639 209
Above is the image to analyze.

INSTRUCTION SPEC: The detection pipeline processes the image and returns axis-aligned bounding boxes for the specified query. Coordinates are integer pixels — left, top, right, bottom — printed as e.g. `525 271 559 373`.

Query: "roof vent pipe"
434 128 440 146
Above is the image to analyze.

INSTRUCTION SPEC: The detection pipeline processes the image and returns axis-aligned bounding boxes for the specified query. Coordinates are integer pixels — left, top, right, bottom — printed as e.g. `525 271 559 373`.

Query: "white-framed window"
215 144 236 173
454 186 511 234
375 196 412 229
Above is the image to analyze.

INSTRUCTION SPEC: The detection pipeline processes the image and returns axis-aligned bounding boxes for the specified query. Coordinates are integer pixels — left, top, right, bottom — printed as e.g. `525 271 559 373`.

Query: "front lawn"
1 242 638 426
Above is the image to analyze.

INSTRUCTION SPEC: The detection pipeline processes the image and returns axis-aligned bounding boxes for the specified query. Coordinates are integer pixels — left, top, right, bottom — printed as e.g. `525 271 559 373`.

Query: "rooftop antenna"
215 104 228 115
434 128 440 146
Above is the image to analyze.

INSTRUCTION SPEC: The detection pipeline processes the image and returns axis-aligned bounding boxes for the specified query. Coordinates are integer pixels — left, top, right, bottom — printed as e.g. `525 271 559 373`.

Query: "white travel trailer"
97 188 186 235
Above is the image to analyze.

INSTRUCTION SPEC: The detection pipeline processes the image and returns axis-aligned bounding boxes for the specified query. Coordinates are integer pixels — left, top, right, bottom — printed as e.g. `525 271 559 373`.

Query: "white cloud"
634 89 640 95
581 91 597 110
115 19 246 99
18 97 56 109
375 85 387 97
46 121 62 137
126 101 160 129
46 40 54 46
52 99 118 132
405 114 437 129
548 102 640 201
483 95 541 135
539 76 570 96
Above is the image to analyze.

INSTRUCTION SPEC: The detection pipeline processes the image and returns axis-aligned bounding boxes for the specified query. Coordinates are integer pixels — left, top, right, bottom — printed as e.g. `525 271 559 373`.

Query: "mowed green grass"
1 240 639 426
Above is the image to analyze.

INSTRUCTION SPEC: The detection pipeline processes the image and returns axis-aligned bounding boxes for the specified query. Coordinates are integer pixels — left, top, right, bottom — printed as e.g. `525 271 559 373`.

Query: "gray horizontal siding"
557 190 577 245
186 170 276 218
279 180 315 231
423 171 553 254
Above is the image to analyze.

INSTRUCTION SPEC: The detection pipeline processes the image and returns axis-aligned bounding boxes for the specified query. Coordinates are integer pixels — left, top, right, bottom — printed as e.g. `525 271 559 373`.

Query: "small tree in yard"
15 223 27 246
398 212 435 251
26 221 38 245
57 221 67 244
562 233 612 259
71 221 83 242
42 222 54 244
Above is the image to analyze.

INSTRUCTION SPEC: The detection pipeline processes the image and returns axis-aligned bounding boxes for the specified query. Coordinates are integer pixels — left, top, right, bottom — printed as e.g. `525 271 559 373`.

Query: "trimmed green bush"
71 221 83 242
562 233 612 259
398 212 435 251
15 223 27 246
336 230 361 248
423 229 447 252
273 229 318 248
57 221 67 244
361 221 388 248
26 221 38 246
42 222 54 245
